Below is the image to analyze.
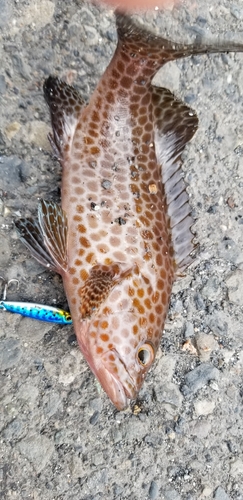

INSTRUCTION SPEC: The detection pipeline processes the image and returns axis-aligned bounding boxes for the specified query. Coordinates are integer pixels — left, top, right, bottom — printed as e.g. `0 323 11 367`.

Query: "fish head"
74 268 163 411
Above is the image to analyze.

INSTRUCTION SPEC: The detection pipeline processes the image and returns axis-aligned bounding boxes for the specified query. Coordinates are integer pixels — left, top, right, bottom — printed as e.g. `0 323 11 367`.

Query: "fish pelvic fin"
43 76 85 159
15 200 68 275
115 12 243 80
79 263 132 319
153 86 198 272
15 217 58 272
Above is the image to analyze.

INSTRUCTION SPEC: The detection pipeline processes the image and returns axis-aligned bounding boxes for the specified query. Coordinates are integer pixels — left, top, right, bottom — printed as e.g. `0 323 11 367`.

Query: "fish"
15 13 243 410
0 300 72 324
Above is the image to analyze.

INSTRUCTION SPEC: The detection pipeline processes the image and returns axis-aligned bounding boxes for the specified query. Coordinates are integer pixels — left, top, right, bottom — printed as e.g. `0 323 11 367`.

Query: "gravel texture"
0 1 243 499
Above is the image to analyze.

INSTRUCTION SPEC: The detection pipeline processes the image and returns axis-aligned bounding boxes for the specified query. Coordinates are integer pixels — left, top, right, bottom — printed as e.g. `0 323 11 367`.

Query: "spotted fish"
15 13 243 410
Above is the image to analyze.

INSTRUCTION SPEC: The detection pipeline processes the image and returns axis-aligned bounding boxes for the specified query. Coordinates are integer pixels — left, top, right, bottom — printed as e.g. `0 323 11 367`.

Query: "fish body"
0 300 72 324
16 13 243 409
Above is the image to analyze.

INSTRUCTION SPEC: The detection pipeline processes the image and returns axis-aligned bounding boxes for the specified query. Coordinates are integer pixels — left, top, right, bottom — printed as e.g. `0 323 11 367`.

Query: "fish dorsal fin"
153 86 198 272
38 200 68 273
79 263 132 319
15 218 58 272
43 76 85 158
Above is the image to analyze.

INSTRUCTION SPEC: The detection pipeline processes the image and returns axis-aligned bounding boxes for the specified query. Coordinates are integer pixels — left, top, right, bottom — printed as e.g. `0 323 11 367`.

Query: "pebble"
20 0 55 30
207 313 228 337
42 391 63 417
149 480 159 499
2 418 27 441
230 5 243 19
0 74 6 95
195 333 218 362
0 338 22 370
214 486 230 500
184 321 194 338
58 351 85 386
230 458 243 478
155 382 183 412
161 488 181 500
190 420 211 439
4 122 21 141
217 238 241 265
201 276 221 300
27 120 51 150
225 270 243 306
17 434 55 473
182 363 220 395
194 399 215 416
0 0 11 28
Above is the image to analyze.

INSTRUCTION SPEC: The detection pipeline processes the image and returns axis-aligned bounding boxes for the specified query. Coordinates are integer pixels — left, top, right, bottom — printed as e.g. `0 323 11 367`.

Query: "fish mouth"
97 349 137 411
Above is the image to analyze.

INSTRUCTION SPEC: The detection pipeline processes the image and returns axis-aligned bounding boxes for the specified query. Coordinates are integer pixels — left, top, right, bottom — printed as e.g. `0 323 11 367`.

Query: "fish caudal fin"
15 200 68 275
43 76 85 158
152 86 198 272
116 12 243 80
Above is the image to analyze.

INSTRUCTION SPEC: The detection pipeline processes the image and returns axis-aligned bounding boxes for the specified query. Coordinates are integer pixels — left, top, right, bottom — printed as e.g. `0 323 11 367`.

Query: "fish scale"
15 12 243 410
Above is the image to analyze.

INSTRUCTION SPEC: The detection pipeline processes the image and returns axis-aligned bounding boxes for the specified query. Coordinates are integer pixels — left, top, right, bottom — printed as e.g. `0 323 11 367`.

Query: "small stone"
155 382 183 411
4 122 21 140
58 351 85 385
21 0 55 29
149 480 159 499
230 458 243 478
2 418 26 441
190 420 211 439
0 75 6 95
194 399 215 416
161 488 181 500
89 411 100 425
207 313 228 337
182 363 219 395
218 237 241 264
225 270 243 306
195 333 218 362
155 354 176 383
184 321 194 338
0 338 22 369
214 486 230 500
42 391 63 417
230 5 243 20
0 0 11 28
182 339 198 356
17 434 55 473
27 120 51 150
201 276 221 300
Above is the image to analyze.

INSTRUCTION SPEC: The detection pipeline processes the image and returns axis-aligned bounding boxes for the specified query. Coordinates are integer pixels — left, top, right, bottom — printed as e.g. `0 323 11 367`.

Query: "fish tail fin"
116 12 243 79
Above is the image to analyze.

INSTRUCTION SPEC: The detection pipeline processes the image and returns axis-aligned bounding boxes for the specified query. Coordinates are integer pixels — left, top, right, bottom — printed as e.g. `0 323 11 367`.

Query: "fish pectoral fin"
38 199 68 274
80 263 132 319
43 76 85 158
15 217 58 272
153 86 198 272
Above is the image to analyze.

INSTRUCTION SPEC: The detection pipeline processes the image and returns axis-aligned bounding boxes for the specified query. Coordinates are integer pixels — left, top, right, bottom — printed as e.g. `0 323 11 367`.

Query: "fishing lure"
15 13 243 410
0 278 72 324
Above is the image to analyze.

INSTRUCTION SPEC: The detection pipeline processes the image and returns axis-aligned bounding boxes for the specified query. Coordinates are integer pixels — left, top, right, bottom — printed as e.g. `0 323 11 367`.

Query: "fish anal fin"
153 86 198 272
15 218 58 272
79 263 132 319
38 199 68 274
43 76 85 158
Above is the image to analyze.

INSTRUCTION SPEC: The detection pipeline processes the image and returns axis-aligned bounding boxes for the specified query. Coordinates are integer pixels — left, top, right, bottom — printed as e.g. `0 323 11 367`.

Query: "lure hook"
0 277 19 301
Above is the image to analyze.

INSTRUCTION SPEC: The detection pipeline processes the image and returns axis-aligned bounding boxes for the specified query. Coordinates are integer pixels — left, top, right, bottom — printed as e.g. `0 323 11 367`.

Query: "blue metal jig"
0 277 72 324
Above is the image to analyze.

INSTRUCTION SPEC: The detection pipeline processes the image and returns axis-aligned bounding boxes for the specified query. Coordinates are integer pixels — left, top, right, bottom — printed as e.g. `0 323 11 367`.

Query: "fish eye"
137 343 154 367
